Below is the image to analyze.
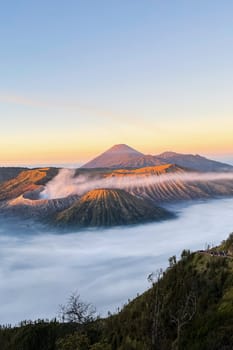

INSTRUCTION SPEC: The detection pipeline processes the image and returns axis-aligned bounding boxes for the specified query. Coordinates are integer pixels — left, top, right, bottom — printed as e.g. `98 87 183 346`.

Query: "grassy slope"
104 248 233 350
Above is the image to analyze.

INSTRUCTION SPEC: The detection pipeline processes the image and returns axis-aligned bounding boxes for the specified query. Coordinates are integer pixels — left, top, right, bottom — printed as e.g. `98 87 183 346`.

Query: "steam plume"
40 168 233 200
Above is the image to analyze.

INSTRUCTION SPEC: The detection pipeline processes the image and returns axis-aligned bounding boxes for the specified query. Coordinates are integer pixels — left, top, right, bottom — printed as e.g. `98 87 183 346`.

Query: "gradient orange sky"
1 1 233 166
1 111 233 165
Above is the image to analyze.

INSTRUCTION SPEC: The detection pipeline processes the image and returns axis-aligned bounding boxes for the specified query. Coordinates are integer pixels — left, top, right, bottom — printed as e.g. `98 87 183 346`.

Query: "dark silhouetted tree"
59 292 96 324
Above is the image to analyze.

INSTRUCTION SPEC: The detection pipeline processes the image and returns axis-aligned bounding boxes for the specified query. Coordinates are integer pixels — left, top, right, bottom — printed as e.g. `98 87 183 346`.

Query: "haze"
1 198 233 325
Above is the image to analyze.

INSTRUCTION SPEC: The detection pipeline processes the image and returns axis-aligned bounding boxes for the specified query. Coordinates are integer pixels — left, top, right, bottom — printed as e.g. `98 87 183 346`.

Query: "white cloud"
0 197 233 324
40 168 233 199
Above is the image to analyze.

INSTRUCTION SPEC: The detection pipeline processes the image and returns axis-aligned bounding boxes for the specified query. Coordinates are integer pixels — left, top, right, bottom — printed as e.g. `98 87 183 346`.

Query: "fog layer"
40 169 233 199
0 198 233 324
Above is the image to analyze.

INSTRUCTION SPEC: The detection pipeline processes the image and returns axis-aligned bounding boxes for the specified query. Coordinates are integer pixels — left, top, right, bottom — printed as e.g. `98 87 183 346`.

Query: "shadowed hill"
55 188 172 227
0 167 27 184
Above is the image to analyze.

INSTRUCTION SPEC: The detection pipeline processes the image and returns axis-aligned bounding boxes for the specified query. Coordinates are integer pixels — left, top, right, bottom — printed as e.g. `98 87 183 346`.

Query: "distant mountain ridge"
82 144 233 172
156 151 232 172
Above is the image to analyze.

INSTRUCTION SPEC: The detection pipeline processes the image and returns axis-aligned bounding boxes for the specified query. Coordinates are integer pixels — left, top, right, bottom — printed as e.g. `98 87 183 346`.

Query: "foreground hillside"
105 241 233 350
1 233 233 349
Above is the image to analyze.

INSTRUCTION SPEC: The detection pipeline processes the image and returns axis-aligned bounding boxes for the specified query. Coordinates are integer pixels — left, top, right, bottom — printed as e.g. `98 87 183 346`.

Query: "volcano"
82 144 233 172
55 188 172 227
81 144 143 169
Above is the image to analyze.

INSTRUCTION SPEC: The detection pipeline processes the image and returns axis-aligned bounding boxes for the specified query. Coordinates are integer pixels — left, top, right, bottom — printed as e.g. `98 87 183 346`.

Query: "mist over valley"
1 145 233 325
1 197 233 324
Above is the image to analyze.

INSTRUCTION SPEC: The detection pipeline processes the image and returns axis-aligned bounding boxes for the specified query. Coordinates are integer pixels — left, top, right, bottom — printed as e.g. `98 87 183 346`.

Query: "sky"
1 0 233 166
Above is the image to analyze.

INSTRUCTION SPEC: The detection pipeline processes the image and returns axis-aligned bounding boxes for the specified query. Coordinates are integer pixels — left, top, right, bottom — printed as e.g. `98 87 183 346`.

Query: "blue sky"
1 1 233 165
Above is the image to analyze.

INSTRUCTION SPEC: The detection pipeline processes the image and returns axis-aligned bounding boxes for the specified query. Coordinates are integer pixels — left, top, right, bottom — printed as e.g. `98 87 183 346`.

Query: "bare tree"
170 292 197 350
148 268 163 350
59 292 96 324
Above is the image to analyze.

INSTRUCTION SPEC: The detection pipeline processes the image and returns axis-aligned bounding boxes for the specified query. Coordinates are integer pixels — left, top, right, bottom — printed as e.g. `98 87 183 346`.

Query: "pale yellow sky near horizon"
0 138 233 166
1 93 233 165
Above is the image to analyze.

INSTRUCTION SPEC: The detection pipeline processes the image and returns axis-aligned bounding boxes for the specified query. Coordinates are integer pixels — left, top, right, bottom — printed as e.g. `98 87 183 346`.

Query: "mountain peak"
81 144 143 169
106 144 142 154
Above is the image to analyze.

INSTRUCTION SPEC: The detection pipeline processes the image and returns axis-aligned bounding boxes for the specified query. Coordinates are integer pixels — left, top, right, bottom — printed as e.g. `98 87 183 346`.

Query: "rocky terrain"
55 188 172 227
0 145 233 228
0 167 59 201
75 164 233 203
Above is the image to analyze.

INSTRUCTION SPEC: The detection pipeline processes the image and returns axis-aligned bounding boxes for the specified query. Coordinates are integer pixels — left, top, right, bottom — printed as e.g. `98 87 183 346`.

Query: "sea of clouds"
0 197 233 324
